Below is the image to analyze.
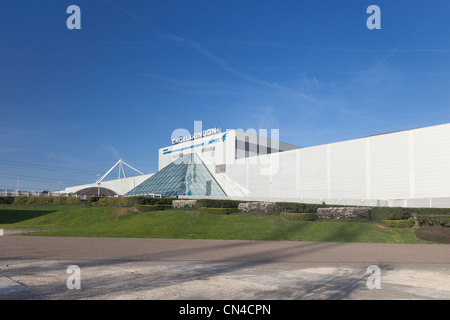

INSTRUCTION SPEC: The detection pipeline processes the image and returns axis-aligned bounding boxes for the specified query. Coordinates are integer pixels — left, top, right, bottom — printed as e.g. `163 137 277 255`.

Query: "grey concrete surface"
0 236 449 300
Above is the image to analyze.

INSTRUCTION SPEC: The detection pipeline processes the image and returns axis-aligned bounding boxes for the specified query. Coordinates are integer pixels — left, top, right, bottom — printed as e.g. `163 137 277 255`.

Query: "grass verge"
0 205 430 243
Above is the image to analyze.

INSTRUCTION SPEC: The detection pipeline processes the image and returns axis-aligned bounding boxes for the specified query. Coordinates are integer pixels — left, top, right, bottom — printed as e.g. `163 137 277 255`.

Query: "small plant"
382 218 415 228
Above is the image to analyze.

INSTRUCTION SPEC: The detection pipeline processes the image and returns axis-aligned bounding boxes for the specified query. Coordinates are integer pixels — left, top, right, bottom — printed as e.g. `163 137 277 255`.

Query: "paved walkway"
0 236 449 300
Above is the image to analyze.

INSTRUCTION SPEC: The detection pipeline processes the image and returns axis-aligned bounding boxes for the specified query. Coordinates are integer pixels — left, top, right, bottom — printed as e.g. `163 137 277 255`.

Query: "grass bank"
0 205 427 243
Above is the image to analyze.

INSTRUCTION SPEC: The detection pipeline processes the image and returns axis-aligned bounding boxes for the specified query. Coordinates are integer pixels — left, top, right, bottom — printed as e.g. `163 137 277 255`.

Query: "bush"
134 204 172 212
409 208 450 216
90 197 134 207
129 196 173 206
382 218 415 228
0 196 14 204
195 199 243 209
197 207 237 215
12 196 85 206
275 202 328 213
416 215 450 227
281 212 318 221
371 207 412 221
415 226 450 244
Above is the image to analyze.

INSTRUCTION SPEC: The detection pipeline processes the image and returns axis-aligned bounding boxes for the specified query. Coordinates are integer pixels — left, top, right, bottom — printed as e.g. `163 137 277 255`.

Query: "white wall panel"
413 124 450 198
369 131 410 199
297 145 328 199
329 139 366 200
271 151 297 198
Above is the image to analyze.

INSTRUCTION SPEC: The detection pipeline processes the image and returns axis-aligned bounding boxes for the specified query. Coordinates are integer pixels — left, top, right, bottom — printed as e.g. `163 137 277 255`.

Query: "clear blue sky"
1 1 450 191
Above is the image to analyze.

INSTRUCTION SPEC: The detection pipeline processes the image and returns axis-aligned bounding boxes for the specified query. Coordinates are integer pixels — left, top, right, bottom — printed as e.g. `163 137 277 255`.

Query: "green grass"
0 205 428 243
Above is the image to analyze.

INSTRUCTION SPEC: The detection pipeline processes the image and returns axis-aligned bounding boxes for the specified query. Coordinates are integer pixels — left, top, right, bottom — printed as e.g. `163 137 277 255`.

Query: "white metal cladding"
297 145 328 199
224 123 450 202
329 139 367 200
413 124 450 198
369 131 410 200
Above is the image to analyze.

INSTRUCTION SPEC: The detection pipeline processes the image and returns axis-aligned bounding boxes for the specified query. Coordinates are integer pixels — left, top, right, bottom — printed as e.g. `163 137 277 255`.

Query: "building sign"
172 128 221 145
163 132 228 155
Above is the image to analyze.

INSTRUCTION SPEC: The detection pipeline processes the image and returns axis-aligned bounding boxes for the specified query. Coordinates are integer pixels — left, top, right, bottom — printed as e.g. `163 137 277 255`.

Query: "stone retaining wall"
172 199 197 209
317 207 371 219
238 202 276 213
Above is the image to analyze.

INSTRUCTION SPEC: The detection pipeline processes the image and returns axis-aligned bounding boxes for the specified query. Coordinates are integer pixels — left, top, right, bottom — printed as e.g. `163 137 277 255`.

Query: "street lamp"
95 174 101 197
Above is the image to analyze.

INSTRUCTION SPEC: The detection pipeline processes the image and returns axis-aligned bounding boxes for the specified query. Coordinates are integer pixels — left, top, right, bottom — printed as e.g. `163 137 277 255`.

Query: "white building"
65 123 450 208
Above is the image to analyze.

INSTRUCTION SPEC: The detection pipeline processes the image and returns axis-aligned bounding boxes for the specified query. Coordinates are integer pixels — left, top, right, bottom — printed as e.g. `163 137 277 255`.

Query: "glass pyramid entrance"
125 153 227 197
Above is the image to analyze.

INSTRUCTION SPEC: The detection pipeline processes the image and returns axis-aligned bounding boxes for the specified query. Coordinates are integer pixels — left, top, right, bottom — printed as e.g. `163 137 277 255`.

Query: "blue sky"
1 1 450 191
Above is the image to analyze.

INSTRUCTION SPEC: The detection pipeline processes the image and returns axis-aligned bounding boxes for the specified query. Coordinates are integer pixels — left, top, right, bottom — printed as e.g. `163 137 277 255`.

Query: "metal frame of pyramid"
125 153 226 197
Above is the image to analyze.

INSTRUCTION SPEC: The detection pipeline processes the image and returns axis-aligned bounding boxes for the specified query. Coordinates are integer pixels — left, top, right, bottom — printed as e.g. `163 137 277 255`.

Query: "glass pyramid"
125 153 227 197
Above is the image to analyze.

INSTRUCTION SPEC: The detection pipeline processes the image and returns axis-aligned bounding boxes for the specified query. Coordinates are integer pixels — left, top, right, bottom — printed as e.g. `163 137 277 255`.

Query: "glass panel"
125 153 226 197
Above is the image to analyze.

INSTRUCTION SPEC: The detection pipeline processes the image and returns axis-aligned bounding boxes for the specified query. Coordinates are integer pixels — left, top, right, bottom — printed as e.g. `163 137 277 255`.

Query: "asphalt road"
0 236 449 300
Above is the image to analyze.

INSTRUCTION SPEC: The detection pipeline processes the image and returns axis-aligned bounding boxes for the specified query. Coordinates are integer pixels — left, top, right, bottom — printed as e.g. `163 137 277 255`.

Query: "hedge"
11 196 85 206
88 196 173 207
129 196 173 206
372 207 450 221
409 208 450 216
281 212 318 221
0 196 14 204
197 207 238 215
275 202 329 213
416 215 450 227
134 204 173 212
91 197 136 207
195 199 243 209
382 218 415 228
371 207 412 221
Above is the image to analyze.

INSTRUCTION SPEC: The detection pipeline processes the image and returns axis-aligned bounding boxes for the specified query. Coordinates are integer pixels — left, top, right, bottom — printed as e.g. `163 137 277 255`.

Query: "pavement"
0 236 449 300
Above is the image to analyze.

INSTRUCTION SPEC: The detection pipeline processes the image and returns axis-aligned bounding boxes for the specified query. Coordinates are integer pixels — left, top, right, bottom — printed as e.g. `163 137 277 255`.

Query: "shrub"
415 226 450 244
371 207 412 221
416 215 450 227
12 196 84 206
281 212 318 221
91 197 134 207
275 202 329 213
0 196 14 204
87 196 101 204
129 196 173 206
382 218 415 228
409 208 450 216
195 199 243 209
197 207 237 215
134 204 172 212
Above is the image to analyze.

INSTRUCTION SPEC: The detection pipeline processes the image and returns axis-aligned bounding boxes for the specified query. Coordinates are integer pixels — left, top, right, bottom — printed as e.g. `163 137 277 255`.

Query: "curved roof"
74 186 118 197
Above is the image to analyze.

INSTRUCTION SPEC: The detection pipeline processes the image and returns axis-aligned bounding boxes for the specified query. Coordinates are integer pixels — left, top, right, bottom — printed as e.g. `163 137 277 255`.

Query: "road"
0 236 449 300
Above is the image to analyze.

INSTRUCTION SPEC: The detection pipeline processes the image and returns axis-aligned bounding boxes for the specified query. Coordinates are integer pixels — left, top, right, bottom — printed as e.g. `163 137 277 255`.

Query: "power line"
0 172 91 185
0 159 99 175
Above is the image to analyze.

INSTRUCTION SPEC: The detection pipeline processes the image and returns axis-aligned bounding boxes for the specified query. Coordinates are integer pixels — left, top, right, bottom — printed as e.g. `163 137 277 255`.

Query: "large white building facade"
128 123 450 207
218 123 450 207
64 123 450 208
